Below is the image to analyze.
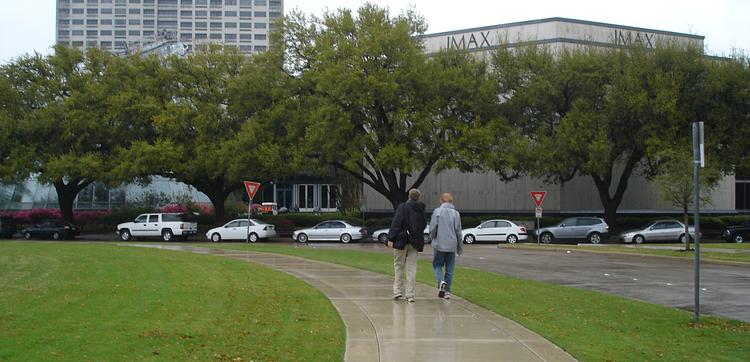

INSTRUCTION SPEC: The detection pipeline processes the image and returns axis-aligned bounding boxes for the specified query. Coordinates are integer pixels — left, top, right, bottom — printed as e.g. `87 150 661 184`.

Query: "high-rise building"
55 0 283 56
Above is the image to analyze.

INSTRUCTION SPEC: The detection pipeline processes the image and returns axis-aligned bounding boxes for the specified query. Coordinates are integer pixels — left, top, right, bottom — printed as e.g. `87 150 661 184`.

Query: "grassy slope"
0 243 344 361
199 243 750 362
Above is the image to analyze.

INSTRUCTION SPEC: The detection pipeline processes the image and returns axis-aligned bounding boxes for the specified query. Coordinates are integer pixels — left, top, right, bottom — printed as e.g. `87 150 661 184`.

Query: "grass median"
0 242 344 361
509 243 750 263
198 242 750 362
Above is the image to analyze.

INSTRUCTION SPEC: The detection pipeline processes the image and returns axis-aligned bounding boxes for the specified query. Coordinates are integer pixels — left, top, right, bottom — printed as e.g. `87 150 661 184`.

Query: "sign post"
530 191 547 244
692 122 704 322
243 181 261 243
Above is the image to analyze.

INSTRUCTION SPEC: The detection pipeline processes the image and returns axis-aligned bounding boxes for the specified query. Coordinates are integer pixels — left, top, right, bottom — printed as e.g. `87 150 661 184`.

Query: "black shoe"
392 294 403 300
438 281 447 298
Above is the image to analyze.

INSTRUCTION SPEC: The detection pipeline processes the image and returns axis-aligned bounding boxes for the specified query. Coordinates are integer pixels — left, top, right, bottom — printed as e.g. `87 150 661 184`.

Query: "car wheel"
23 231 31 240
733 234 744 244
161 229 173 242
211 233 221 243
679 234 688 244
423 233 431 244
540 232 553 244
463 234 475 244
52 232 61 240
340 233 352 243
119 229 132 241
297 233 308 243
588 232 601 244
633 235 645 244
507 234 518 244
377 233 388 244
249 232 259 243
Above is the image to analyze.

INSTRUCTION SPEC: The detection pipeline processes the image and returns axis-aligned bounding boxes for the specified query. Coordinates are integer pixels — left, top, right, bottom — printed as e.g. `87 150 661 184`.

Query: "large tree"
278 5 499 209
489 44 729 226
0 46 159 221
121 45 292 220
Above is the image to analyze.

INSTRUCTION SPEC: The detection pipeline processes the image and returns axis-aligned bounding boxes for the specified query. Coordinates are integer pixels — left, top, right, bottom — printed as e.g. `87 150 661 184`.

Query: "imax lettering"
446 31 492 50
613 29 655 48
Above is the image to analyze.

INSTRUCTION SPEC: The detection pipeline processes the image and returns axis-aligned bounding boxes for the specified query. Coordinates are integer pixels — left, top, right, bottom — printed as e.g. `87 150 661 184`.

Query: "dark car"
21 220 80 240
0 216 17 238
721 221 750 243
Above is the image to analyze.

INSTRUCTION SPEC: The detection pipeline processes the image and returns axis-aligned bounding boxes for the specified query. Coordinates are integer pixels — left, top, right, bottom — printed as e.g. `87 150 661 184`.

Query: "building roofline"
422 17 705 41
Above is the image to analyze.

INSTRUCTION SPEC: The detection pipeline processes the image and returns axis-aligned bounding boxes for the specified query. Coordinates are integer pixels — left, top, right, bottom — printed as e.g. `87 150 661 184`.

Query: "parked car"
21 220 79 240
117 213 198 242
721 221 750 243
537 217 609 244
0 216 17 238
462 219 528 244
371 224 431 244
206 218 277 243
620 220 698 244
293 220 367 243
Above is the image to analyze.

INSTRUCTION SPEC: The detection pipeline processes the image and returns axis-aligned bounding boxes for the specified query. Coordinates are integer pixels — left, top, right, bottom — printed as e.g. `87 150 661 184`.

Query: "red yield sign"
243 181 261 199
530 191 547 207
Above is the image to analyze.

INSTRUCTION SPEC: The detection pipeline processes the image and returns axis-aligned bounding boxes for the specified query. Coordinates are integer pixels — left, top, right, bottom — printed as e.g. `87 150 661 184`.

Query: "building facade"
363 18 739 214
55 0 283 55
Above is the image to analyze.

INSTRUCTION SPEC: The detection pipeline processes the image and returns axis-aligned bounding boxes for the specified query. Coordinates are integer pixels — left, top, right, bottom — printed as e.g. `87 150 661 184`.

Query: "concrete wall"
363 170 734 213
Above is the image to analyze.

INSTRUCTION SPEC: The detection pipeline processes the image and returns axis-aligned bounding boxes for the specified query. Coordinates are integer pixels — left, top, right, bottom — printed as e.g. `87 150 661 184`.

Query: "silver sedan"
293 220 367 243
620 220 697 244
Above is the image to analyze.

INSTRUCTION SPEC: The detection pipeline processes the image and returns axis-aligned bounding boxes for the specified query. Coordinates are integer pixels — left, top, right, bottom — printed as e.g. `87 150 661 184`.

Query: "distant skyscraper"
55 0 283 56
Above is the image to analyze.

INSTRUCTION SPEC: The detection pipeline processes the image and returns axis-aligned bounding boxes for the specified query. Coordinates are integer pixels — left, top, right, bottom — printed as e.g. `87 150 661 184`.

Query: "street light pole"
692 121 703 322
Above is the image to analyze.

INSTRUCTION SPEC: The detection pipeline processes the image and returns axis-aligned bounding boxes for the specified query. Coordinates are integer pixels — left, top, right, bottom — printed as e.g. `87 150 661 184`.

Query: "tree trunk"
53 179 92 223
592 152 642 228
388 190 409 210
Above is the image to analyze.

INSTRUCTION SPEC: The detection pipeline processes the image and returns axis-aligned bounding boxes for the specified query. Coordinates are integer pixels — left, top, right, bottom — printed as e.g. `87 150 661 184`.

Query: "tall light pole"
692 121 704 322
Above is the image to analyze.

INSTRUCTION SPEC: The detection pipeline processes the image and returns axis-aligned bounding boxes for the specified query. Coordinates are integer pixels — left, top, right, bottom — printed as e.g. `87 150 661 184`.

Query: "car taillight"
180 223 184 229
64 225 70 230
360 228 366 234
520 227 526 233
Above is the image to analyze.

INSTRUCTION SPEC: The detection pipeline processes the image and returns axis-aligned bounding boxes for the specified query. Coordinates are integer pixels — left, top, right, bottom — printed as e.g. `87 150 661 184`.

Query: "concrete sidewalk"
127 244 575 362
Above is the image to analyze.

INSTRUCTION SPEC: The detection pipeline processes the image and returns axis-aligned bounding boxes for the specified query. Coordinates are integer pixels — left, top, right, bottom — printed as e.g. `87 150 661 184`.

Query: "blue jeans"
432 251 456 292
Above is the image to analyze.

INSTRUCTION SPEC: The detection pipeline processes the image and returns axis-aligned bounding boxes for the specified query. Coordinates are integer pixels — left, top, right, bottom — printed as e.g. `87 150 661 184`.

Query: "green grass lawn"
512 243 750 263
0 242 344 361
196 243 750 362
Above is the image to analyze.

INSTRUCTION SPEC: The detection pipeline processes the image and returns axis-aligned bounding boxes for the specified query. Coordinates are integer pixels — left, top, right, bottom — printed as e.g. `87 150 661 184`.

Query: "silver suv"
537 217 609 244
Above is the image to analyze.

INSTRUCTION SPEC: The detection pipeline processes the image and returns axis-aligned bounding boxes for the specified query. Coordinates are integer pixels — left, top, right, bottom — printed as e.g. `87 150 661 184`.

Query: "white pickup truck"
117 213 198 241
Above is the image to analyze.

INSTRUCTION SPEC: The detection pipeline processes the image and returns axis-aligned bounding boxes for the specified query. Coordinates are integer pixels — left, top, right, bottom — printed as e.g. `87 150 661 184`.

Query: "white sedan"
293 220 367 243
371 225 431 244
206 218 277 243
461 219 528 244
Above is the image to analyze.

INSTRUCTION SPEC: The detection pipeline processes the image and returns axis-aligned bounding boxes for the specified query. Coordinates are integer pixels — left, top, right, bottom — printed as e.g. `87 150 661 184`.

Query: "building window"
180 22 192 28
224 10 236 16
254 33 266 40
225 33 236 40
321 185 339 210
225 22 236 28
254 22 266 29
298 185 315 210
210 33 222 40
254 11 266 17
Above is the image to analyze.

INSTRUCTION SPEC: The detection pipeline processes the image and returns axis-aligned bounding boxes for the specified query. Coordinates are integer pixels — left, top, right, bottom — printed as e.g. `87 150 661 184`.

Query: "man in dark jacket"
387 189 426 303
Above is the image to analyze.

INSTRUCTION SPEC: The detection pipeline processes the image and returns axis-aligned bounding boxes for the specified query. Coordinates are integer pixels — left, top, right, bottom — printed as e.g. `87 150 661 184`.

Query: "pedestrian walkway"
126 244 575 362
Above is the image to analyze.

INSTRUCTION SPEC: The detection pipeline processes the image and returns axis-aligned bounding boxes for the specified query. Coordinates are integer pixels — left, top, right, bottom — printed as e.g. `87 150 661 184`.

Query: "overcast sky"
1 0 748 64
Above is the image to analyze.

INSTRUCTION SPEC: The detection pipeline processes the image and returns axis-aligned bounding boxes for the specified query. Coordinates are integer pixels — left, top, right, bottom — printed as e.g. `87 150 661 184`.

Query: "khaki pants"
393 244 418 298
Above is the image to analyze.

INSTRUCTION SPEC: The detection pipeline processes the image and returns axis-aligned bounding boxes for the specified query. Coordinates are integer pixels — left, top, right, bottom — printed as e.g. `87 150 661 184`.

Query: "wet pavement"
125 243 575 362
327 243 750 323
